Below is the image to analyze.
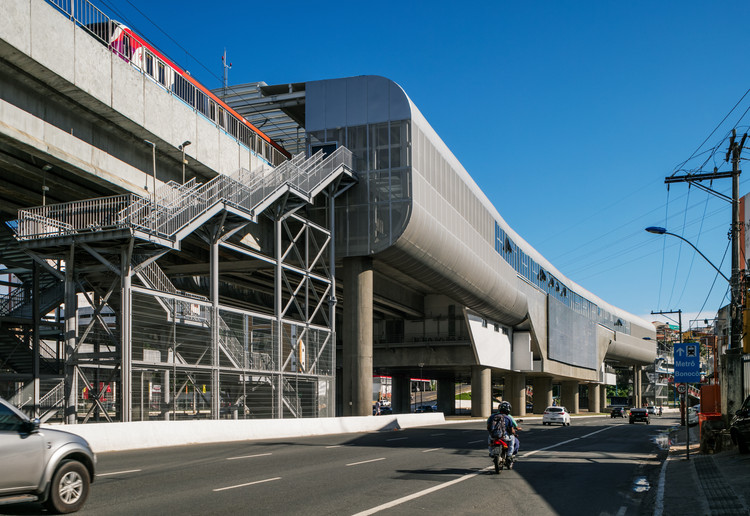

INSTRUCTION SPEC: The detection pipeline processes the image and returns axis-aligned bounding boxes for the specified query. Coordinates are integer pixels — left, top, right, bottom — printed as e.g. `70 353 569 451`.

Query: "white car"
542 406 571 426
688 404 700 426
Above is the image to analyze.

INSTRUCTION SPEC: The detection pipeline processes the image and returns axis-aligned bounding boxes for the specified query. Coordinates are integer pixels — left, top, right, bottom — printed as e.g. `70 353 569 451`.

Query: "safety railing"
17 148 354 248
44 0 288 167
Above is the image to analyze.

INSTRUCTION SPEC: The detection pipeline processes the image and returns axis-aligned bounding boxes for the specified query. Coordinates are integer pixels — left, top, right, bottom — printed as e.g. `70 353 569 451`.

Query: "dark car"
629 407 650 424
610 407 626 418
730 394 750 453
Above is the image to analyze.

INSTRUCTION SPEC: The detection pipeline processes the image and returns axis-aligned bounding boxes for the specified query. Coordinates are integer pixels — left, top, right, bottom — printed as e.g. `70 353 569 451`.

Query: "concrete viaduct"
0 0 656 423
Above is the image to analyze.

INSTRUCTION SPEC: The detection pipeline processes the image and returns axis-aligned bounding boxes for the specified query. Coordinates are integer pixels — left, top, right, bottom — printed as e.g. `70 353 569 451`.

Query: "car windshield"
547 407 563 413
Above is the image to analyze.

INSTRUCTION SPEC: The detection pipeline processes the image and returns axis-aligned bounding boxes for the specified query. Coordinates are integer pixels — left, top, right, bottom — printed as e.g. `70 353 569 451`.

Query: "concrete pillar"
342 257 373 417
392 374 411 414
436 379 455 415
601 384 608 410
532 377 553 414
506 373 526 417
561 380 579 414
588 383 601 413
471 366 491 418
632 365 641 407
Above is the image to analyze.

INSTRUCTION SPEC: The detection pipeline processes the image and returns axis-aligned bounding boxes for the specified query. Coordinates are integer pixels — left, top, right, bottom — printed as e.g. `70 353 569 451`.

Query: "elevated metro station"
0 0 655 424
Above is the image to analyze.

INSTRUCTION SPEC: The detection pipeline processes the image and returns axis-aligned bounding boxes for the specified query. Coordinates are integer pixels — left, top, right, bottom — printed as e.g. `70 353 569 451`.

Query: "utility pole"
664 131 746 352
222 49 232 98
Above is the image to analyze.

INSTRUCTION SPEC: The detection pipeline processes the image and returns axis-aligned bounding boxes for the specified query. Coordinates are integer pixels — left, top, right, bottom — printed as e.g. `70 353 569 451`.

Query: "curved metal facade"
305 75 655 365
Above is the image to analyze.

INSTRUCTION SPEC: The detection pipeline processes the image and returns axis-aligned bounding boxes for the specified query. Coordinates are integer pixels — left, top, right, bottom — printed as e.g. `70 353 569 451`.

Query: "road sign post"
674 342 700 460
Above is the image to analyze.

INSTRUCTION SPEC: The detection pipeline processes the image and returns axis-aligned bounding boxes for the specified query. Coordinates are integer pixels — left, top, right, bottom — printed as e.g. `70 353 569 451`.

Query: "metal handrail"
16 149 354 246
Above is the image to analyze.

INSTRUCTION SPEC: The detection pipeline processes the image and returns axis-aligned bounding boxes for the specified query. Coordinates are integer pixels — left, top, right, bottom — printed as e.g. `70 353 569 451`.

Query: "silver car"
0 397 96 513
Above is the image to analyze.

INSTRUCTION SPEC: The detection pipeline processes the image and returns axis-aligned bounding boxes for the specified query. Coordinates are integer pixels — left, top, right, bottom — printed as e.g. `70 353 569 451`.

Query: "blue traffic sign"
674 342 700 383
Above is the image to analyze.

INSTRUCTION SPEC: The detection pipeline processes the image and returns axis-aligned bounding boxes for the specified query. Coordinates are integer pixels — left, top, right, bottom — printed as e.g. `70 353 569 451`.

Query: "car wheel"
45 460 90 514
566 422 570 426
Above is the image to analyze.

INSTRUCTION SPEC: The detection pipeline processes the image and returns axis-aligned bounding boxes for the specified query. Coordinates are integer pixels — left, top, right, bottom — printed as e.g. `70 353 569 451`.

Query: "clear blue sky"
93 0 750 327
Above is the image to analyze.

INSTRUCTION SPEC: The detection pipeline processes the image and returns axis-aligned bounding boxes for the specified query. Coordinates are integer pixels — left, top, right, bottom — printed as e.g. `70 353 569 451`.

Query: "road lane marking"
326 445 342 448
386 437 408 442
422 448 442 453
468 440 484 444
581 426 617 439
353 467 491 515
227 452 272 460
520 426 618 458
346 458 386 466
97 469 142 477
213 477 281 492
653 454 671 516
430 433 445 436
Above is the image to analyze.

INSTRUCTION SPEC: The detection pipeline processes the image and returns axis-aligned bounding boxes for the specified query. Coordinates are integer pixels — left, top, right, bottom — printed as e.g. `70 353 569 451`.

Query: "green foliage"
455 392 472 400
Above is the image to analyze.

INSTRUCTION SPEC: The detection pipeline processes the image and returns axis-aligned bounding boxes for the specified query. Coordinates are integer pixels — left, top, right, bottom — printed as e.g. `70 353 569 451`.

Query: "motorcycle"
488 436 514 474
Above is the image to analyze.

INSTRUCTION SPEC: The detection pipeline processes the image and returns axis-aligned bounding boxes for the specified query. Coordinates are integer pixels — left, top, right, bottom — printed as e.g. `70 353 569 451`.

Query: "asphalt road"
3 414 677 516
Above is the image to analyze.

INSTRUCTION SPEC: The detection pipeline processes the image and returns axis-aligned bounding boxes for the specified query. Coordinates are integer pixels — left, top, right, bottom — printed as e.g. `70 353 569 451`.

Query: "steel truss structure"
3 149 356 422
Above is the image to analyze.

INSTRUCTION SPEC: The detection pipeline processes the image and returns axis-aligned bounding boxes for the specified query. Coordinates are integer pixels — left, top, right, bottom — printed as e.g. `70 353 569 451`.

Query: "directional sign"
674 342 700 383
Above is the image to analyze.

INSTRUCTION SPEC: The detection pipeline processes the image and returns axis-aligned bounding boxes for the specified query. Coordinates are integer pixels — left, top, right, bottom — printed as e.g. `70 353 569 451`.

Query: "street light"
179 141 191 184
645 227 729 283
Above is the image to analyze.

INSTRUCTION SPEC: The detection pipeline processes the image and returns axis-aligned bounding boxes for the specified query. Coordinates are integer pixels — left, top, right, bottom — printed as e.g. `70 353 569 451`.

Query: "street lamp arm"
646 227 729 283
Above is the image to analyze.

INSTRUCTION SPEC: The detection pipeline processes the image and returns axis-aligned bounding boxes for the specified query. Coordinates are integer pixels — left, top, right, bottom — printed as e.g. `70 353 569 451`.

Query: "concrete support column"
343 257 373 416
633 366 641 407
436 379 455 415
561 380 579 414
506 373 526 417
392 374 411 414
471 366 491 418
601 384 608 410
532 377 553 414
588 383 601 413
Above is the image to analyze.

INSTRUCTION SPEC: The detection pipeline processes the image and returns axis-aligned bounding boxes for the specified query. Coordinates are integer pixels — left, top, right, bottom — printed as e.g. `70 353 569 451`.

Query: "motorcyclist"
498 401 521 458
486 401 519 459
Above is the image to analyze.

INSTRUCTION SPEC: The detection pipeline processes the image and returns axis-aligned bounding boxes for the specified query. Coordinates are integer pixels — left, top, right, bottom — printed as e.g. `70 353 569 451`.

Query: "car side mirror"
23 418 41 434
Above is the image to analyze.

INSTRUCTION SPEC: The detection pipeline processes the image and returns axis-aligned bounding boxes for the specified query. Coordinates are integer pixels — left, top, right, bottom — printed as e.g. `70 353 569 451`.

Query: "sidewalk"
659 422 750 515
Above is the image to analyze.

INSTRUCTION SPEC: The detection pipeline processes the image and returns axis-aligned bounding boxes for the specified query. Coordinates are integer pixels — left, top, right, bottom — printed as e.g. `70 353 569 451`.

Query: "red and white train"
86 21 290 166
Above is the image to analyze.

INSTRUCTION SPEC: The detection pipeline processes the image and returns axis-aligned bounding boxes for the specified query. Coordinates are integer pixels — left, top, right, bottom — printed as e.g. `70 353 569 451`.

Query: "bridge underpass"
0 0 656 424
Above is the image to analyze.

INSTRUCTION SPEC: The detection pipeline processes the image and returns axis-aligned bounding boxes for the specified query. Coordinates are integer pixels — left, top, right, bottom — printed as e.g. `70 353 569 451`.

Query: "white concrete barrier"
45 413 446 453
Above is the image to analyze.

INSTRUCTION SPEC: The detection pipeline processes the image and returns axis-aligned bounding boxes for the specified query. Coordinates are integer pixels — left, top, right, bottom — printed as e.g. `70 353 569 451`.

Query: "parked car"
647 406 656 415
730 394 750 453
542 406 570 426
687 404 700 426
0 397 96 513
610 407 626 418
629 407 650 424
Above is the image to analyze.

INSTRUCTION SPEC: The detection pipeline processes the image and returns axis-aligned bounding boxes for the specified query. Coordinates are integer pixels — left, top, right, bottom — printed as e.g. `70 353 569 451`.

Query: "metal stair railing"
16 148 353 244
2 283 65 319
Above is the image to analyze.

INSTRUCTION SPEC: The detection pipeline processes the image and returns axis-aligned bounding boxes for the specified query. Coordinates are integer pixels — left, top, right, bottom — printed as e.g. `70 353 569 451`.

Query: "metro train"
85 20 290 166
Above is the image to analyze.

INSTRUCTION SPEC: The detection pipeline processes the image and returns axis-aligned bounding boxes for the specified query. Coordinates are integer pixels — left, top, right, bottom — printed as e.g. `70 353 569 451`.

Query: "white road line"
213 477 281 492
227 453 272 460
386 437 408 442
467 440 484 444
346 458 386 467
653 454 670 516
581 426 617 439
430 433 446 436
353 467 491 515
326 445 342 448
520 426 619 458
616 506 627 516
97 469 142 477
422 448 442 453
